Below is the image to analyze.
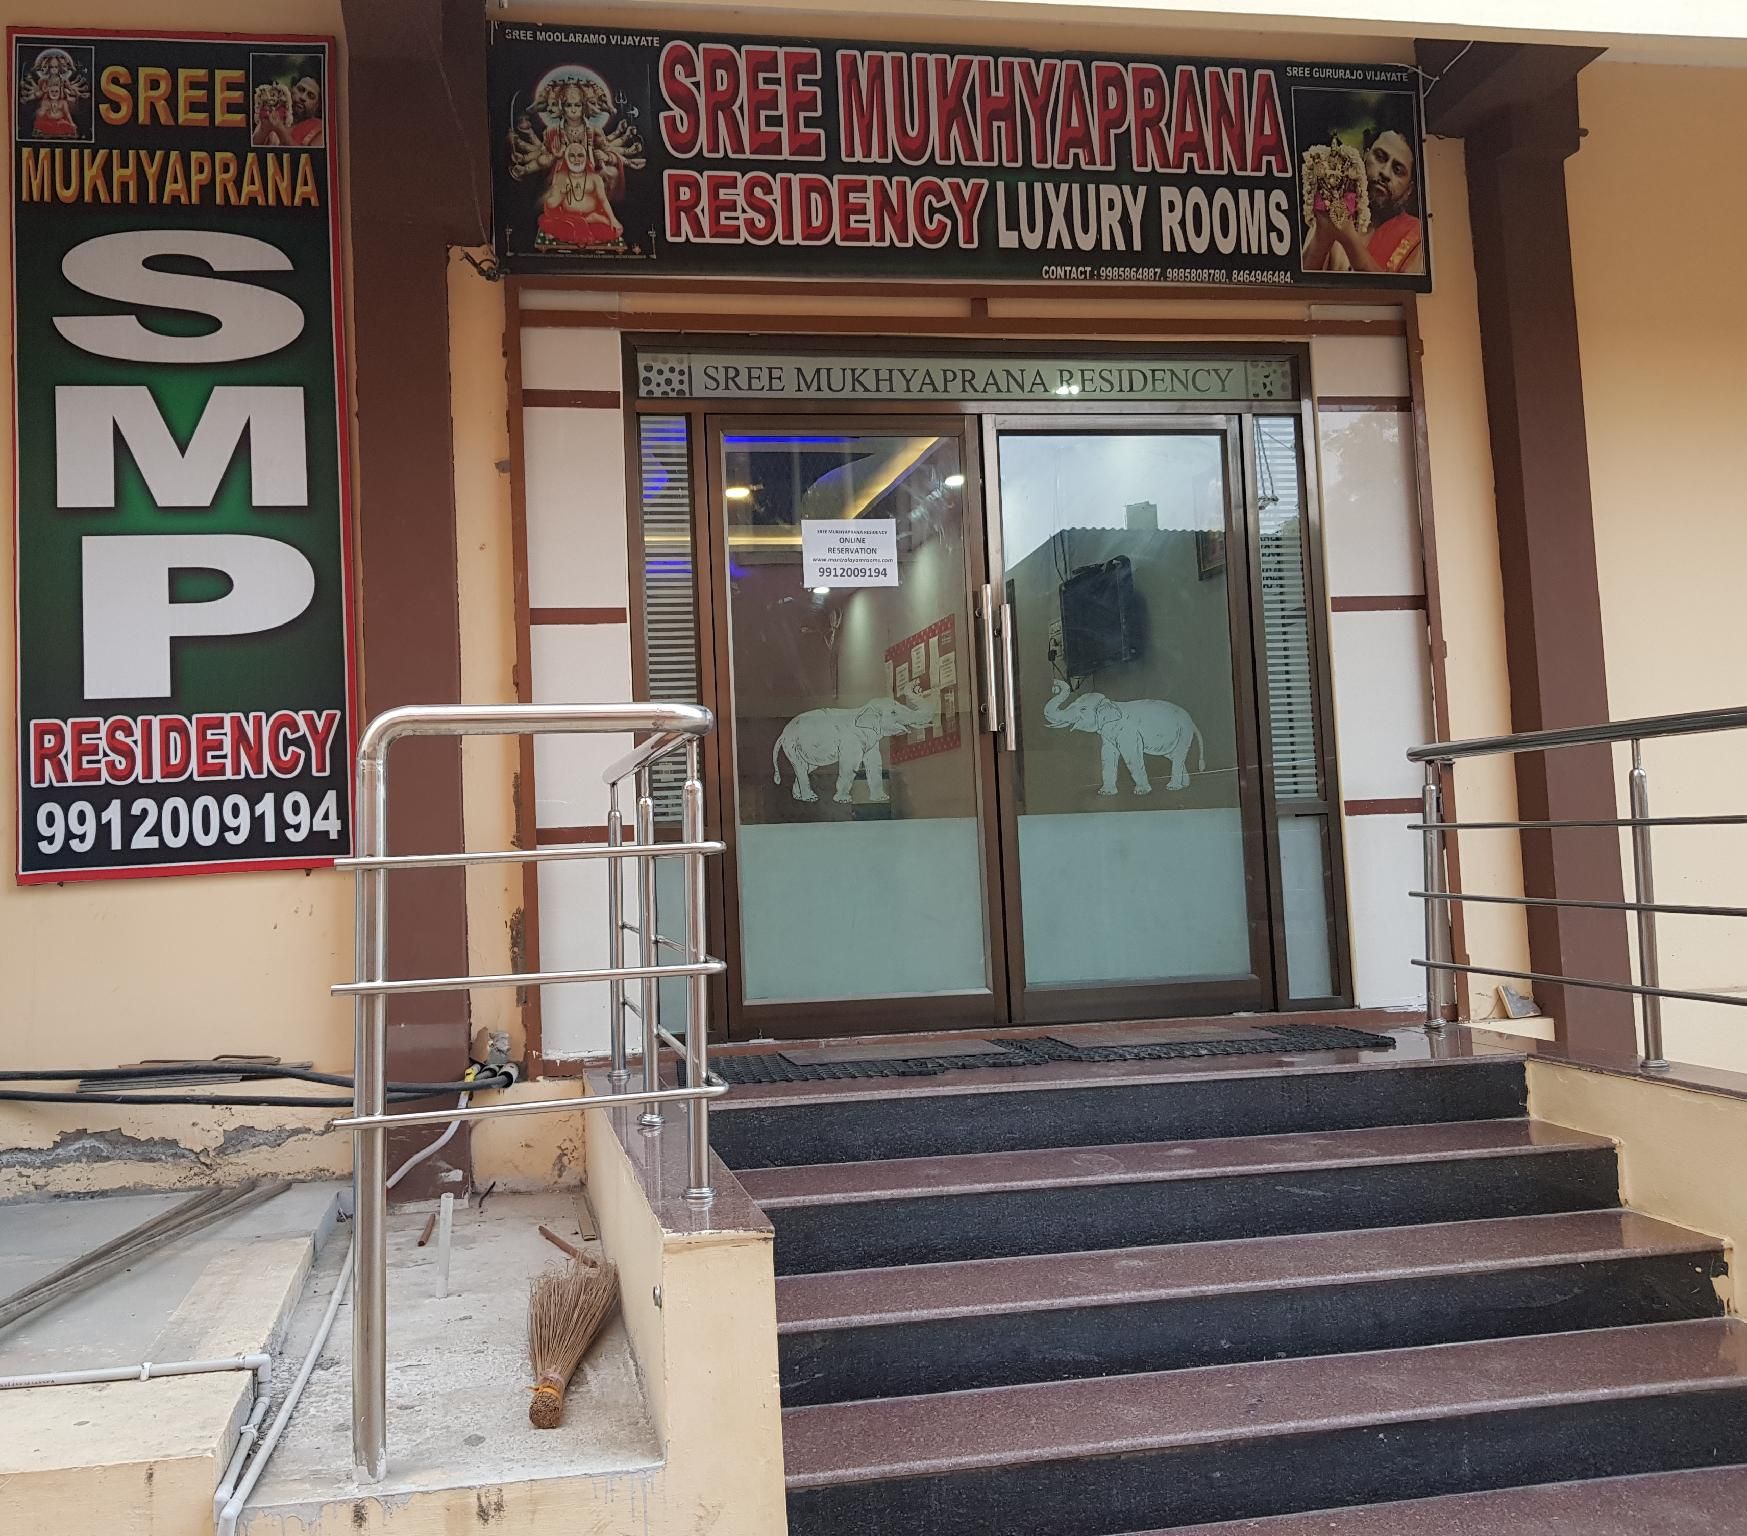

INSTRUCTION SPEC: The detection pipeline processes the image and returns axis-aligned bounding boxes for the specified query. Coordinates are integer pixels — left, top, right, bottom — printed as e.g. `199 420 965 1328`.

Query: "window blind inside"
638 415 698 822
1255 419 1321 804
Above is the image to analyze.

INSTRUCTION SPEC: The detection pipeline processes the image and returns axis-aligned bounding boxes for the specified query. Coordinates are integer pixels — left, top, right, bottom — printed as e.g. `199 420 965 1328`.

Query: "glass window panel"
722 429 987 1003
1280 813 1335 999
999 431 1251 987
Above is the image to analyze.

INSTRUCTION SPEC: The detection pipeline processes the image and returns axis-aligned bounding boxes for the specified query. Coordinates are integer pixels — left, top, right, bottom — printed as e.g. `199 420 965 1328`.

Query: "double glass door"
708 412 1288 1037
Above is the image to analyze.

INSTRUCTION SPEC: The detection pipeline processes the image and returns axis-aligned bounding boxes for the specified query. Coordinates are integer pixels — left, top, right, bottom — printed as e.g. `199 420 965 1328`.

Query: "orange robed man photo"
1300 102 1425 279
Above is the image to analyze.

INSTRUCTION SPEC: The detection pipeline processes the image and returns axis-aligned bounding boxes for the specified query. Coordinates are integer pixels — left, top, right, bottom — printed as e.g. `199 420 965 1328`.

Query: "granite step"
740 1119 1620 1273
712 1053 1526 1169
782 1318 1747 1535
1150 1464 1747 1534
776 1209 1726 1404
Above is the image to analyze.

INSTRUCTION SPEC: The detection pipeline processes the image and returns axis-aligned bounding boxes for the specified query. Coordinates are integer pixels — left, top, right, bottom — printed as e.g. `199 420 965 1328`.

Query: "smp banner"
488 24 1429 289
10 30 353 882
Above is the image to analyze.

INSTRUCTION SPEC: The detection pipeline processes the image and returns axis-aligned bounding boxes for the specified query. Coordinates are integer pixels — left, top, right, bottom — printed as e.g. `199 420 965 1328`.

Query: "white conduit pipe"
0 1352 270 1392
215 1092 468 1533
216 1235 355 1536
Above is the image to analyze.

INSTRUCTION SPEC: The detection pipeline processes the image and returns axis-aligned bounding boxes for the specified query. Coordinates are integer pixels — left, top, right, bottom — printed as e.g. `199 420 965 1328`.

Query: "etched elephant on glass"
772 691 934 804
1042 680 1205 796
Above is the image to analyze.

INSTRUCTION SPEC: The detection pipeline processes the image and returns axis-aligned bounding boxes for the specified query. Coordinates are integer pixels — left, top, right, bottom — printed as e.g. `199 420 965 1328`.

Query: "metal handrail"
1410 705 1747 1074
337 702 721 1484
1408 703 1747 762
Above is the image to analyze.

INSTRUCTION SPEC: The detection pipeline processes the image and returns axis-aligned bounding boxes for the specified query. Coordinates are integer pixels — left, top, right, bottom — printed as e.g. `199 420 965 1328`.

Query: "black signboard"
489 24 1429 290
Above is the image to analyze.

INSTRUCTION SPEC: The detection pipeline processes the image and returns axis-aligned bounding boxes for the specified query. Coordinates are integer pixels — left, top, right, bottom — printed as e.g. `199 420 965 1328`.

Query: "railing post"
1628 740 1669 1070
606 788 627 1087
351 751 389 1481
635 768 663 1128
1421 759 1448 1030
682 738 713 1203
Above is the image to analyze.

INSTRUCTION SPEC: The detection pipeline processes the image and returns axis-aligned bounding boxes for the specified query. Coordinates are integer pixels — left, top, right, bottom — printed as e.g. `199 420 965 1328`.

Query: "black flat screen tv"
1060 556 1142 678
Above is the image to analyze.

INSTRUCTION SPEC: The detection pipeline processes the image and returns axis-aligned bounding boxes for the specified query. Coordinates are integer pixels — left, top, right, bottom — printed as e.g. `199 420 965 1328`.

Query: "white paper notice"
802 520 898 587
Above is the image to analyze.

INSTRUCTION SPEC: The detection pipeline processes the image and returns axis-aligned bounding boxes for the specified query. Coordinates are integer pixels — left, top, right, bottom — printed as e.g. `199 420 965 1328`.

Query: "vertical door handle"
999 600 1019 754
977 583 1002 735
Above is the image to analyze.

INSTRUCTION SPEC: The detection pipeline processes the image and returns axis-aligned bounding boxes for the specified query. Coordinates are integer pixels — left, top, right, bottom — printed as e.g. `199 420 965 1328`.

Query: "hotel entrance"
633 347 1348 1039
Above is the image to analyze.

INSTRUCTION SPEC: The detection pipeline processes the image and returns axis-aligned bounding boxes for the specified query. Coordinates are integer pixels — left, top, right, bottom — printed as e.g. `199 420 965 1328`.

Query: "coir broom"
527 1252 619 1429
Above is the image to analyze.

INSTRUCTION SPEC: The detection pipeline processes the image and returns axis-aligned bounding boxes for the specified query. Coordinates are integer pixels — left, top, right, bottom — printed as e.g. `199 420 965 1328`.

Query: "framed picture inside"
1196 528 1226 580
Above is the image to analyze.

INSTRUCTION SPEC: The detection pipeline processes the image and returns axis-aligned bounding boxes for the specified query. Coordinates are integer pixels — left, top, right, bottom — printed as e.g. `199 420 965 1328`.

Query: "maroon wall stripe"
1330 594 1428 612
1316 395 1413 413
529 607 630 626
522 388 622 409
535 825 611 845
1344 798 1424 817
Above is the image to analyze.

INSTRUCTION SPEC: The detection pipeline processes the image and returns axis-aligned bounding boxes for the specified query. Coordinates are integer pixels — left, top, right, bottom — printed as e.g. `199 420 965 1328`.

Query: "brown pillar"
344 0 491 1189
1461 82 1637 1053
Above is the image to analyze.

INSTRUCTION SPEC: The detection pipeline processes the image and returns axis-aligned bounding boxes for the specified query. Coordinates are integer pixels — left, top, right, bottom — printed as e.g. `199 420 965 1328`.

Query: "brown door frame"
980 412 1276 1025
701 411 1010 1041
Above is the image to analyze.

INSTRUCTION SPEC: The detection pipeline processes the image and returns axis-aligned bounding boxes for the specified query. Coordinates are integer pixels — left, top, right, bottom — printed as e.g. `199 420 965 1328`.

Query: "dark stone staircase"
709 1043 1747 1533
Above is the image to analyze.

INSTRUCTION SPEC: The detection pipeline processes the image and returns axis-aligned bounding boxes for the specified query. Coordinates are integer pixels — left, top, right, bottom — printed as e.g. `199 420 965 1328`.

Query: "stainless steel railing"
1410 704 1747 1071
328 702 725 1481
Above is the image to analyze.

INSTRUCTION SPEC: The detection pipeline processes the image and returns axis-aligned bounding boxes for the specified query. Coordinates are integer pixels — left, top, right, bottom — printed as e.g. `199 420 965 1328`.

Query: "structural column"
344 0 492 1188
1434 52 1636 1053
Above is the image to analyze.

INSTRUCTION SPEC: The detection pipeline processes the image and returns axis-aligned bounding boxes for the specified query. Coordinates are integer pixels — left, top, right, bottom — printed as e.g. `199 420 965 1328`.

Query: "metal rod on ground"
683 739 713 1204
636 769 662 1129
435 1194 455 1298
0 1182 286 1333
606 789 627 1085
1421 761 1446 1030
352 746 389 1483
0 1185 224 1330
1629 740 1669 1070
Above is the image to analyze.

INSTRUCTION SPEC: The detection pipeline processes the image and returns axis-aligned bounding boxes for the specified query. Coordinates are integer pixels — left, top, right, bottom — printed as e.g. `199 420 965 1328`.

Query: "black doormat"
708 1023 1396 1085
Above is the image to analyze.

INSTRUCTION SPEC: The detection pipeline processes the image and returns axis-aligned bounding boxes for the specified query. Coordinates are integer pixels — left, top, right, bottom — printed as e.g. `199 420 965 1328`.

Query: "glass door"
707 417 1005 1037
984 419 1273 1022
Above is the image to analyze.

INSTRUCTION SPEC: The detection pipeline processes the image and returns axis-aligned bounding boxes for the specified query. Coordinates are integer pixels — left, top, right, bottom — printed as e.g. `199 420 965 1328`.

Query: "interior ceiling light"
812 586 831 596
724 485 753 500
944 473 966 488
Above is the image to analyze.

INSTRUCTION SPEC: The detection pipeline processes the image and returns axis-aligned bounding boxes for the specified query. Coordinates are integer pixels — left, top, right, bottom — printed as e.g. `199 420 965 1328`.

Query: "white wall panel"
535 858 612 1058
519 326 623 391
1328 609 1434 803
522 406 629 609
1309 334 1411 398
1342 813 1425 1009
1317 410 1424 597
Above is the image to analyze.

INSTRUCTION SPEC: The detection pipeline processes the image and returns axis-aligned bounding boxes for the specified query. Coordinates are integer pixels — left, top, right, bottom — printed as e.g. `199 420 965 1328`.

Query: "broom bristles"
527 1255 618 1429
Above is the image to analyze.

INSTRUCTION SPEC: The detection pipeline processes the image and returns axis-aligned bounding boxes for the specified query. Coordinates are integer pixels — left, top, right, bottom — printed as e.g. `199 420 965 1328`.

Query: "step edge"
717 1051 1523 1115
1125 1462 1747 1535
747 1122 1612 1209
781 1350 1747 1490
774 1231 1723 1333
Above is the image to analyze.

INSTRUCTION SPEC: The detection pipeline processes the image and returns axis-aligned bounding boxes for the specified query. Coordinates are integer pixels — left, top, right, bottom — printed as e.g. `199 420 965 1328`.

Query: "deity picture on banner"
885 617 961 764
15 42 92 143
505 63 648 255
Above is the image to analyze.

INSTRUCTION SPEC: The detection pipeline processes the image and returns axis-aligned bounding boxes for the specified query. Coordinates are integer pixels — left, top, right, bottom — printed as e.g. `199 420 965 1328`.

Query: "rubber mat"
708 1024 1396 1085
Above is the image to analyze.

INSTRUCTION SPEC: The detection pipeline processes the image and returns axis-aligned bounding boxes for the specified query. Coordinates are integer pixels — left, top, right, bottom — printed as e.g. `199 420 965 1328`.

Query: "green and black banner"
10 29 353 882
489 23 1430 289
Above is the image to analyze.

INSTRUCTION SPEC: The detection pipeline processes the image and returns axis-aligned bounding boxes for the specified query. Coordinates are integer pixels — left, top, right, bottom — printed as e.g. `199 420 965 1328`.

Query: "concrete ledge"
0 1182 342 1534
1524 1055 1745 1307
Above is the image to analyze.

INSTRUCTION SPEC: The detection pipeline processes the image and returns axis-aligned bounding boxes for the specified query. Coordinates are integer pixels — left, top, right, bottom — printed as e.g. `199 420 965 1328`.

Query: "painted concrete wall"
1572 62 1747 1072
0 0 359 1211
1412 135 1534 1027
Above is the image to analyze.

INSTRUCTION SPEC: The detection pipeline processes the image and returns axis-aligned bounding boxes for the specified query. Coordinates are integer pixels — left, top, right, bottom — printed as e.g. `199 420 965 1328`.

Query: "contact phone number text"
33 789 344 856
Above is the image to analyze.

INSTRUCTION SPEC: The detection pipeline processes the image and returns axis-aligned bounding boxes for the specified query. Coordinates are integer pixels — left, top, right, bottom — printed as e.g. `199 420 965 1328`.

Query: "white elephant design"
1042 680 1204 796
772 691 934 804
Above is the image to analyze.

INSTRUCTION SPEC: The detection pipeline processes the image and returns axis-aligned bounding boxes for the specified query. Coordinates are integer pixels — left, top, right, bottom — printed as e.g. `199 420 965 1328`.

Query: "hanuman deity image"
508 73 645 252
21 47 89 140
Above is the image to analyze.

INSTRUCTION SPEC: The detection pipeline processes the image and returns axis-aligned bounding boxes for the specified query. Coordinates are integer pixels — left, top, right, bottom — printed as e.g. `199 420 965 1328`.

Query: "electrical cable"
0 1087 481 1108
0 1064 513 1092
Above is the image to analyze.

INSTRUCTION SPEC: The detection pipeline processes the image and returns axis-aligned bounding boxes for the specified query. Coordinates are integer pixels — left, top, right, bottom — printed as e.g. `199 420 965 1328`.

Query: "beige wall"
0 0 355 1091
1408 137 1532 1024
1572 62 1747 1071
